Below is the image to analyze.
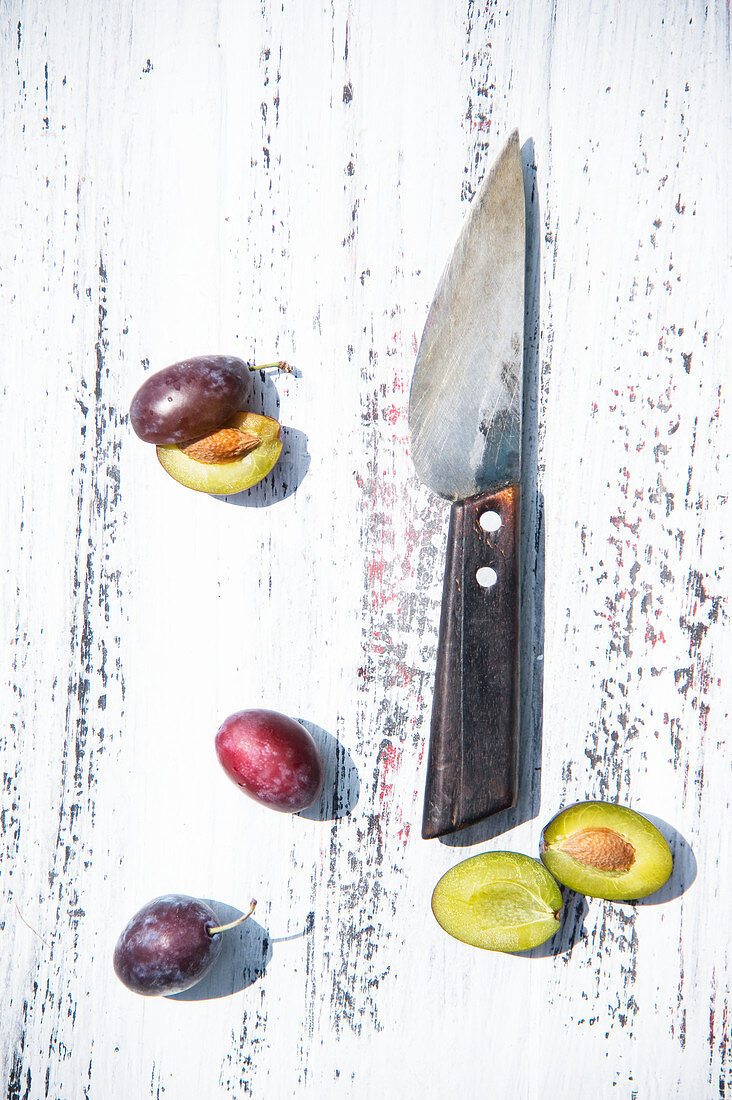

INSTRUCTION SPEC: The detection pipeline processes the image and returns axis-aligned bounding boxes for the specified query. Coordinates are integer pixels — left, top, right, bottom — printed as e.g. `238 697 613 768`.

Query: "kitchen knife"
408 130 525 839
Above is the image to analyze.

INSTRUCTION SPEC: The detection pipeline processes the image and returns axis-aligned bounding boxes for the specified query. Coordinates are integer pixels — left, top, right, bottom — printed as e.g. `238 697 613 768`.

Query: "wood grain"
423 485 520 838
1 1 730 1097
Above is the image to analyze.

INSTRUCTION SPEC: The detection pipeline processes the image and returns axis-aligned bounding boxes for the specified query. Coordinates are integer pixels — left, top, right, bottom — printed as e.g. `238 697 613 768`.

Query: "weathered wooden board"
1 2 730 1097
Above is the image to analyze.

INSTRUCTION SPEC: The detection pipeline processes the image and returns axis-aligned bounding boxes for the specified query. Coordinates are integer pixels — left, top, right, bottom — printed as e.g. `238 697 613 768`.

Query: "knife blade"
408 130 525 839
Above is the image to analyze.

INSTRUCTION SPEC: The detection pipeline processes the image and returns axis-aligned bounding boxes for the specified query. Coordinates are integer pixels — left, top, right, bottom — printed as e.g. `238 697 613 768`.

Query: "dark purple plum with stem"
113 895 256 996
130 356 255 445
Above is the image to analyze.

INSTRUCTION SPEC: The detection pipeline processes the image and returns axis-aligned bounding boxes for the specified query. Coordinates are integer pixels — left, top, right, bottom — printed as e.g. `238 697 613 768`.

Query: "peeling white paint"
0 2 730 1097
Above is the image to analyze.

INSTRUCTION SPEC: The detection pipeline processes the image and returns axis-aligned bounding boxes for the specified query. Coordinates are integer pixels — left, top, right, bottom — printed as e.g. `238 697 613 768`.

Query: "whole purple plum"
113 894 223 996
215 709 324 813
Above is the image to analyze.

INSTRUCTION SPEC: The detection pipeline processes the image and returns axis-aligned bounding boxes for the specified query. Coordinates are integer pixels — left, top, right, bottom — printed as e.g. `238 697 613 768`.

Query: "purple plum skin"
113 895 222 996
130 356 254 445
215 709 324 813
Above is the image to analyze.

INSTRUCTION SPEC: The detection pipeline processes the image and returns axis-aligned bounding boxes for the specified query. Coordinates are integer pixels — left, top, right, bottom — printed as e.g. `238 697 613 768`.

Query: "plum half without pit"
130 355 286 494
431 852 563 953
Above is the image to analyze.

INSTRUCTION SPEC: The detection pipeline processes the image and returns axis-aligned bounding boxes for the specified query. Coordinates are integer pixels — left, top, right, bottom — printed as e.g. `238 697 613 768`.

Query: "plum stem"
249 360 293 374
208 899 257 936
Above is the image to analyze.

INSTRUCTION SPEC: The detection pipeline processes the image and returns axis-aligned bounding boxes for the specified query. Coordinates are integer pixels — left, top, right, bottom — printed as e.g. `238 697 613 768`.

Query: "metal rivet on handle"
476 566 498 588
479 510 502 533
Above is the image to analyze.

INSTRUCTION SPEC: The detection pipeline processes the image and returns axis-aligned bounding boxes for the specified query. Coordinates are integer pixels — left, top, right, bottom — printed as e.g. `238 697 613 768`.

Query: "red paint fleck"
645 622 668 647
377 742 403 806
466 109 491 133
720 1001 728 1067
368 558 387 585
390 660 413 689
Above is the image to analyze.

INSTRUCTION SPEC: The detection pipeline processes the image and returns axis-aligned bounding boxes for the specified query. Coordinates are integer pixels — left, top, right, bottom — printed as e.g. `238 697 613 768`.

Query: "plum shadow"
214 368 311 507
167 900 272 1002
296 720 360 822
512 890 590 960
439 136 545 848
510 817 697 960
630 815 697 904
270 911 315 943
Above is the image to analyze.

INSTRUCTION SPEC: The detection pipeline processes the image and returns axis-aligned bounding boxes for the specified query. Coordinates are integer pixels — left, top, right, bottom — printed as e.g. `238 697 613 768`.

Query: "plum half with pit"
157 411 282 495
215 709 324 813
431 852 563 953
540 800 673 900
129 355 285 494
113 894 256 996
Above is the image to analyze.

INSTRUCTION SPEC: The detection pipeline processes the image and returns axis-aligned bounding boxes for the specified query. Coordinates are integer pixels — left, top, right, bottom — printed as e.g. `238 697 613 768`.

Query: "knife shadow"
440 137 545 849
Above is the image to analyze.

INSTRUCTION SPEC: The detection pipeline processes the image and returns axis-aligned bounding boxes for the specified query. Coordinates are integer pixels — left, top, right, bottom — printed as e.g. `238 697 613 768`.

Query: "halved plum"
130 355 253 445
540 800 673 900
431 851 563 952
156 412 282 495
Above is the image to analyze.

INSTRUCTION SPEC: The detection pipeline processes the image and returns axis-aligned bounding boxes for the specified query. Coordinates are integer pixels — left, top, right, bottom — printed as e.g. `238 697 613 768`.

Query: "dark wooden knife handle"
422 484 520 839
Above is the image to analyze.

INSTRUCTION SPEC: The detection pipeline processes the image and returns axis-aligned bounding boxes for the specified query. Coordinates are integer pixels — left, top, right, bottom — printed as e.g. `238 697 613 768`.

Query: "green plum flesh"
431 852 563 953
540 800 673 900
157 412 281 495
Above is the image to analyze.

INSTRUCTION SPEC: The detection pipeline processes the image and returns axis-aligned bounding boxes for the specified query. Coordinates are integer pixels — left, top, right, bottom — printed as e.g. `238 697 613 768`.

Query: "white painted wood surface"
1 2 730 1097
